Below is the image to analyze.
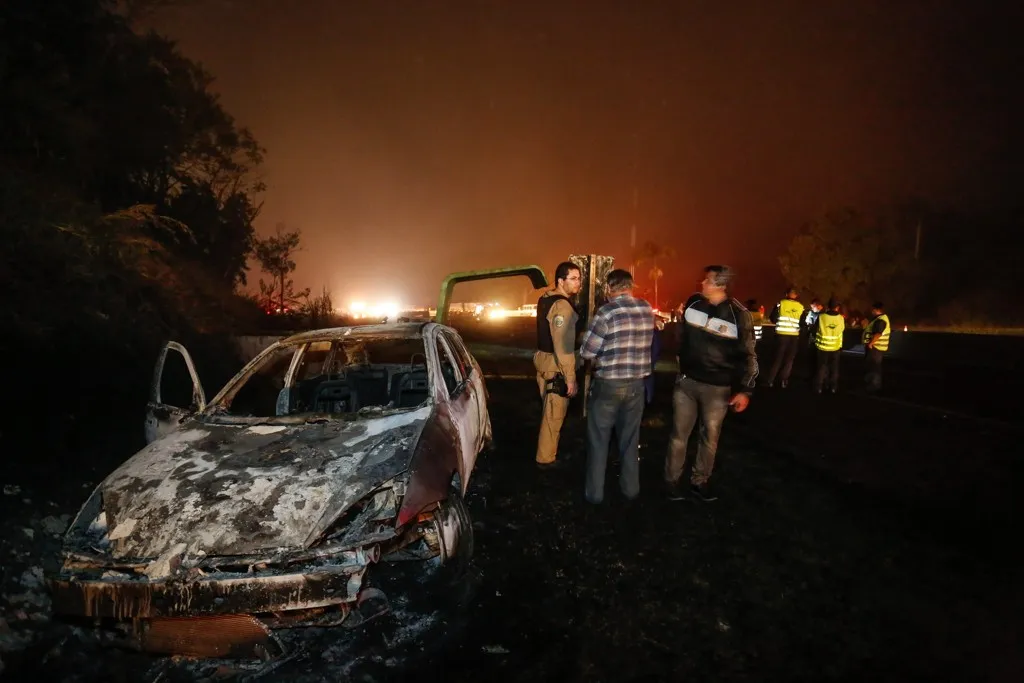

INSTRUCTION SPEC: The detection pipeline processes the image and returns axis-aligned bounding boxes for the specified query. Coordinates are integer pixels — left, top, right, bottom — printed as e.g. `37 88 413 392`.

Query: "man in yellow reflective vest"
813 299 845 394
745 299 765 343
764 287 805 388
863 301 890 393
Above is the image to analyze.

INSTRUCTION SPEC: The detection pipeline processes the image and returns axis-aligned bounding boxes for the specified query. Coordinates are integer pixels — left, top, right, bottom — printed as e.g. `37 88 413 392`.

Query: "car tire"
430 487 473 570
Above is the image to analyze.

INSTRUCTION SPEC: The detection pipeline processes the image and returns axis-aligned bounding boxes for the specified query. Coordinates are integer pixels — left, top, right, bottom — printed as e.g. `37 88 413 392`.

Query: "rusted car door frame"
144 341 207 444
440 328 490 450
435 265 549 325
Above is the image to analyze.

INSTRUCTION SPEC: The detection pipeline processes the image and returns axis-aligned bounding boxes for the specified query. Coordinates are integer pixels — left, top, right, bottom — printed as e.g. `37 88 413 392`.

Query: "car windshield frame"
199 331 435 425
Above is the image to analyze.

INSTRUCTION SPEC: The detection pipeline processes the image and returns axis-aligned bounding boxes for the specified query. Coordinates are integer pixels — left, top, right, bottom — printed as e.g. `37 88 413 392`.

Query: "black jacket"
676 294 759 394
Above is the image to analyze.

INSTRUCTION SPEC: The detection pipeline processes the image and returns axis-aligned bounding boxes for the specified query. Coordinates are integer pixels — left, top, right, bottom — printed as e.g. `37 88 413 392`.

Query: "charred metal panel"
569 254 615 332
49 567 367 619
396 405 460 527
97 407 430 559
141 614 282 659
570 254 615 416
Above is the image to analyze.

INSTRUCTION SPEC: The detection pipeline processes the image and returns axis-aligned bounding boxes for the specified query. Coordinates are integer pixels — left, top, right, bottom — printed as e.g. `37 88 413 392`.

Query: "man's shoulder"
549 297 577 319
630 296 653 312
728 298 753 315
538 291 568 303
599 295 651 314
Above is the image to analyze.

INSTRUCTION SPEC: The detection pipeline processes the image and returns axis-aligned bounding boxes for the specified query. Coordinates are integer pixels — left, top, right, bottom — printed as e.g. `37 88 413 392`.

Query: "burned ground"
1 324 1021 682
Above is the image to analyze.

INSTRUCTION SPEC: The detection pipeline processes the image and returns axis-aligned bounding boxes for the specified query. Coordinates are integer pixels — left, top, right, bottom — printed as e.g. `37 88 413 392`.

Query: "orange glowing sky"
152 0 1019 308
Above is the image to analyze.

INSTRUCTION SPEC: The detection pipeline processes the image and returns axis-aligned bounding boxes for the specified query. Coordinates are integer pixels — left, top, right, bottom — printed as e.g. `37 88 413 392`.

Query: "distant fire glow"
345 301 401 319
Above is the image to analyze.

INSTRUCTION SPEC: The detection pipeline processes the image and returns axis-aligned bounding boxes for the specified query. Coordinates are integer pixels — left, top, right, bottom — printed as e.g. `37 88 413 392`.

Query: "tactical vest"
536 294 573 353
776 299 804 336
815 312 845 351
862 314 891 351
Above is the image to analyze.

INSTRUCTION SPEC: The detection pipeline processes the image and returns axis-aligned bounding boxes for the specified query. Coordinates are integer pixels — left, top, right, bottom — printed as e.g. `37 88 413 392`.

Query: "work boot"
690 483 718 502
666 482 687 501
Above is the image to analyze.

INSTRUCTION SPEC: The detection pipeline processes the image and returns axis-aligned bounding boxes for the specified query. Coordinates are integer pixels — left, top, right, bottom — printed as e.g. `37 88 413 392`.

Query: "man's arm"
768 302 781 324
731 304 758 407
579 310 608 361
549 300 577 378
866 319 885 348
675 295 698 369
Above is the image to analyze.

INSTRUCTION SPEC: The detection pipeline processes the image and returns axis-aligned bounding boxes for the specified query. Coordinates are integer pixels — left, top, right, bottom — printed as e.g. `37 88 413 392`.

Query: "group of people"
761 288 891 394
532 262 757 504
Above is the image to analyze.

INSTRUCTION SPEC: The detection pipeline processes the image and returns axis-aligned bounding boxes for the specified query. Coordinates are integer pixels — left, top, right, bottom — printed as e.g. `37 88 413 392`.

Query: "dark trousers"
865 348 884 391
664 376 732 487
767 334 800 384
814 349 840 392
585 378 646 504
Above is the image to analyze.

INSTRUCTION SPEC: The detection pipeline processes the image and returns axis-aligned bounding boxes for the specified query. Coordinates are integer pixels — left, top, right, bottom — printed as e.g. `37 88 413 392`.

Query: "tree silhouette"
632 240 676 309
253 225 309 314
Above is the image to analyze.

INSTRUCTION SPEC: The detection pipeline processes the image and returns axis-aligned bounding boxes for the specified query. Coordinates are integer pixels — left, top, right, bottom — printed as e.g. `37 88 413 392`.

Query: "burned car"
48 321 494 659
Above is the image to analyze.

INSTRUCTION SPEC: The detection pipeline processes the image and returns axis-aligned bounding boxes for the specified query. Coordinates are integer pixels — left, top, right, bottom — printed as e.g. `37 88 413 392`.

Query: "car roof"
280 322 433 345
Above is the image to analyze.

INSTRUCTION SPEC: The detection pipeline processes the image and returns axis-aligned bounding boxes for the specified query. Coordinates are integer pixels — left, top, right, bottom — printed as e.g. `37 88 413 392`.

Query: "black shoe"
666 483 687 501
690 483 718 502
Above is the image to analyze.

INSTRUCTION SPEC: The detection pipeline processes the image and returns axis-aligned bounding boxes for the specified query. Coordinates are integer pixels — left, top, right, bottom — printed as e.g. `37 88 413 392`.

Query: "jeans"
814 349 840 392
585 377 646 504
664 375 732 487
865 348 884 391
766 334 800 384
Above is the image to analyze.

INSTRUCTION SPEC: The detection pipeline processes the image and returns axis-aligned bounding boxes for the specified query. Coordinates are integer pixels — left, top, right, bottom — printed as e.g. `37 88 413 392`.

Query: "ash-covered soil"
2 324 1021 682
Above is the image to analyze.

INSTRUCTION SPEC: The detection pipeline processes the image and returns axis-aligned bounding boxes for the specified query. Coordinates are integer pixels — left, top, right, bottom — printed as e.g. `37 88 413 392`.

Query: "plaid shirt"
580 294 654 379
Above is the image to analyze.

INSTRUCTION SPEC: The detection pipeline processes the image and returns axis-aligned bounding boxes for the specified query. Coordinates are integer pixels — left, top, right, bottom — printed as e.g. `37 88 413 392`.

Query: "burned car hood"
96 407 431 560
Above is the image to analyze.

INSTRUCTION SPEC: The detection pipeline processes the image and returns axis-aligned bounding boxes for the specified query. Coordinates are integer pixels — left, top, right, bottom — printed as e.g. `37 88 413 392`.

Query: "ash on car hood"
98 407 431 559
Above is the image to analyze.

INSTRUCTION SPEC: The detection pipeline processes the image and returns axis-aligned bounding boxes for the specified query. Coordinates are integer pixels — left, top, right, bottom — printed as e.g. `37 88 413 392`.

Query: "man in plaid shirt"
579 268 655 504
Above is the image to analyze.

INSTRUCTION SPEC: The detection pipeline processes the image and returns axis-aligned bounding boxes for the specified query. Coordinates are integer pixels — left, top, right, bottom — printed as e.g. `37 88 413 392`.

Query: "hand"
567 379 578 397
728 393 750 413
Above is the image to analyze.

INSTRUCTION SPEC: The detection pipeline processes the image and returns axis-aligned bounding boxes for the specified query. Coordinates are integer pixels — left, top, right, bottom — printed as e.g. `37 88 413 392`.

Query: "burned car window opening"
436 336 462 396
220 336 433 419
442 330 474 379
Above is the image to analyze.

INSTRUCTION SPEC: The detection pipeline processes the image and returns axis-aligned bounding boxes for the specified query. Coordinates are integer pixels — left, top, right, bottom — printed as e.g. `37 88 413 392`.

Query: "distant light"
903 325 908 332
350 301 366 313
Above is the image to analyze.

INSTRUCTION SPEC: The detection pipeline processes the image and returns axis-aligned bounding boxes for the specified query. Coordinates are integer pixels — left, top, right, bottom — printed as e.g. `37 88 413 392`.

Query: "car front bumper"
49 565 367 620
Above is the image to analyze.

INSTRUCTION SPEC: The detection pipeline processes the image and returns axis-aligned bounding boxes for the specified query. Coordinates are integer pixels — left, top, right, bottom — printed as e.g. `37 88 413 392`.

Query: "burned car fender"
396 404 462 527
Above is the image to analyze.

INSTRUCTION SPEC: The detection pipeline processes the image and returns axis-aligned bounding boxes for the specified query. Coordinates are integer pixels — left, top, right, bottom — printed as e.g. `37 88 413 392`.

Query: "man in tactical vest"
534 261 582 468
863 302 890 393
813 299 845 394
764 286 805 388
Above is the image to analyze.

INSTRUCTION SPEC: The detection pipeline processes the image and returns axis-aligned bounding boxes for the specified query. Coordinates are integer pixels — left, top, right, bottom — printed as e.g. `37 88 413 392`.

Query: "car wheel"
427 487 474 570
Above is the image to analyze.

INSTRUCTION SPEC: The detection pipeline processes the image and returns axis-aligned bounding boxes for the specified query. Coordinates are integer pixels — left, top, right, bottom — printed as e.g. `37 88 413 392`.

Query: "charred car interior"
46 267 547 661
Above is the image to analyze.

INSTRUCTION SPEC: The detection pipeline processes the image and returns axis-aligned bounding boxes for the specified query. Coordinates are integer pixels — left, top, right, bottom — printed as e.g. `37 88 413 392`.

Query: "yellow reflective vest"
750 311 765 341
775 299 804 336
815 312 845 351
862 314 891 351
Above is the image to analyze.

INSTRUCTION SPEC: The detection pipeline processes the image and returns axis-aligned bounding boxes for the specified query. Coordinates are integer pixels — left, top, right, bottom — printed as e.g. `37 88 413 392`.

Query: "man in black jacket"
665 265 758 502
